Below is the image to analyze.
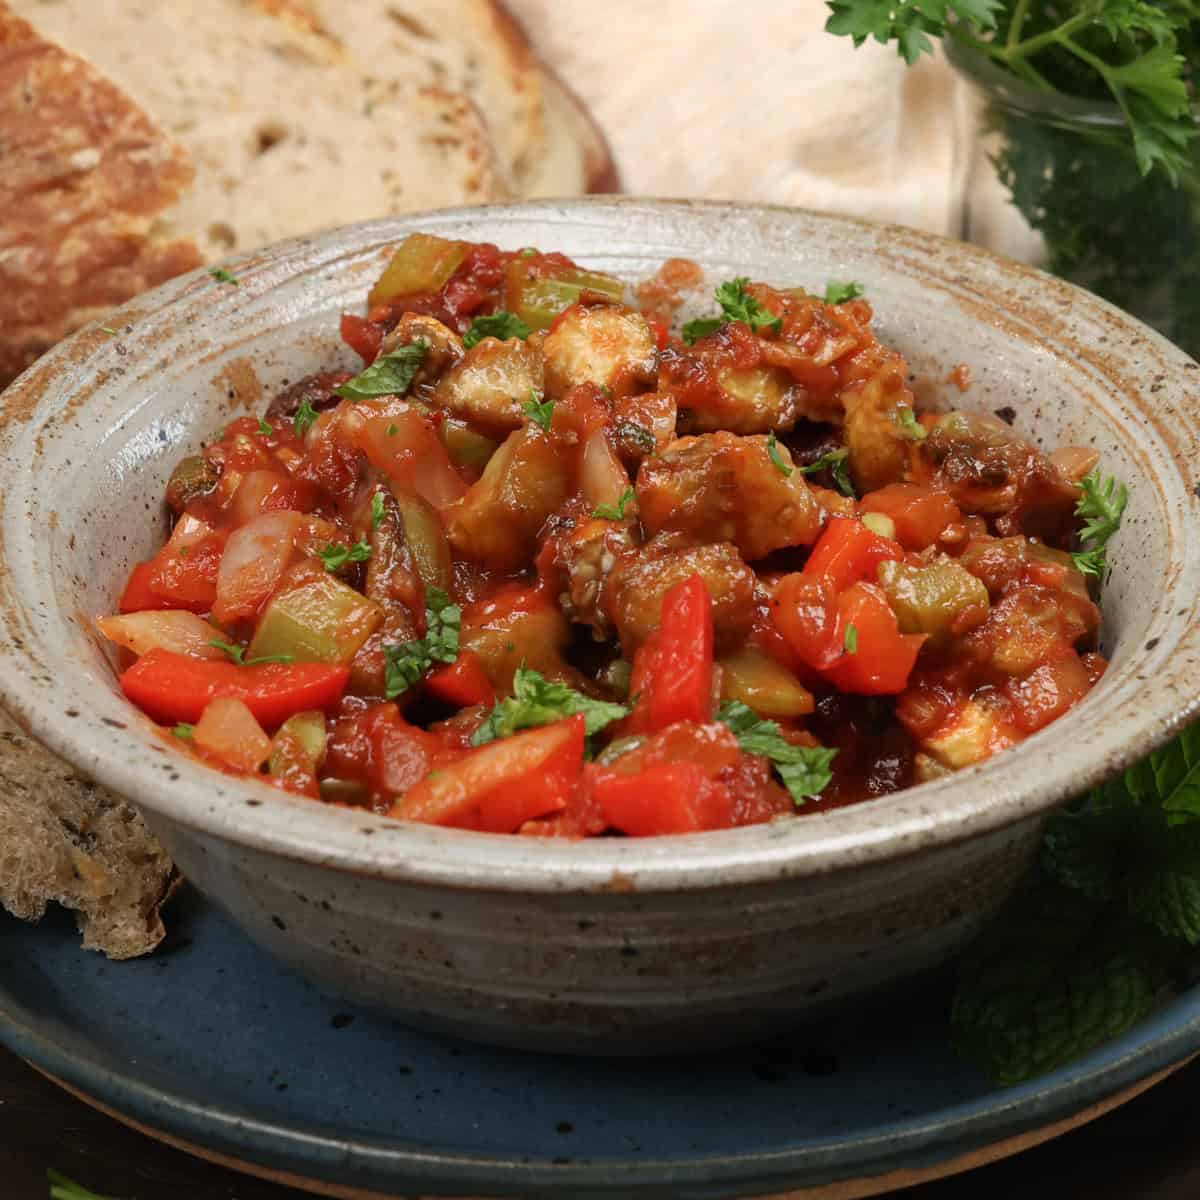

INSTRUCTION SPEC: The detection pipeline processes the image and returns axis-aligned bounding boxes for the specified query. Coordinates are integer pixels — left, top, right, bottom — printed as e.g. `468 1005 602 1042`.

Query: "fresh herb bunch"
825 0 1200 357
953 719 1200 1083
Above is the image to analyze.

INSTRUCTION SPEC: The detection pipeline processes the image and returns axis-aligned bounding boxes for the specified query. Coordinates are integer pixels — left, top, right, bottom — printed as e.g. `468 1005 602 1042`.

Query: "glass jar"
950 40 1200 360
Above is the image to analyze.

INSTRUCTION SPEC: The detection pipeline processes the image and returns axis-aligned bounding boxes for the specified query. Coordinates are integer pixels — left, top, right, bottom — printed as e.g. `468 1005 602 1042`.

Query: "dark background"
3 1047 1199 1200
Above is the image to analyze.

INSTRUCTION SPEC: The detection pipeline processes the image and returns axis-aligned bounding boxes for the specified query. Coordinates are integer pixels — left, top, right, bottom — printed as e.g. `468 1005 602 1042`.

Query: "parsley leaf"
823 279 865 304
471 666 628 747
593 486 635 521
895 406 926 440
797 447 856 497
207 640 293 667
383 586 461 698
843 623 858 654
716 701 837 804
523 390 554 432
293 398 319 438
462 310 532 349
825 0 1001 65
681 276 783 344
370 491 386 530
317 541 371 572
334 339 427 401
765 431 793 477
172 723 194 740
1072 468 1128 577
257 418 273 436
208 266 239 285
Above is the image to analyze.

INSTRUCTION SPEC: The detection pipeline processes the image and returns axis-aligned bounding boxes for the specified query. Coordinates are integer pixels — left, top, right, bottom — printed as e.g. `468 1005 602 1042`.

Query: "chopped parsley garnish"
471 666 628 747
383 586 461 698
523 390 554 432
370 490 386 530
317 541 371 572
766 431 793 477
462 310 532 349
896 406 927 440
172 723 194 740
797 447 856 497
208 266 239 285
293 398 319 437
593 486 635 521
716 701 838 804
1071 469 1128 577
334 339 427 401
47 1168 120 1200
681 276 783 344
843 624 859 654
386 423 399 436
207 639 294 666
257 418 273 436
616 420 656 454
99 326 118 336
823 279 865 305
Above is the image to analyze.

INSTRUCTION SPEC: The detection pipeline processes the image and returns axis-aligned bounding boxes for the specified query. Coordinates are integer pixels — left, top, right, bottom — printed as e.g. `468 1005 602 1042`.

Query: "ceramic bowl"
2 200 1198 1055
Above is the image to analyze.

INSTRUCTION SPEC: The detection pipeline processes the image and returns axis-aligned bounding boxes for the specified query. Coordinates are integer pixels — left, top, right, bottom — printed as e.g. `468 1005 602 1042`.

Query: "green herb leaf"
616 420 657 454
593 486 635 521
681 276 783 344
766 431 793 477
208 638 245 664
257 418 273 436
716 701 837 804
523 390 554 432
386 423 399 436
680 316 724 346
208 266 239 285
471 666 628 747
317 541 372 572
825 0 1001 65
797 447 856 497
895 406 926 440
245 654 295 666
843 623 859 654
823 279 865 304
951 884 1172 1086
47 1168 125 1200
383 586 461 698
462 310 532 349
1072 468 1128 577
293 398 319 438
99 326 118 336
371 490 386 530
334 339 427 401
172 723 194 740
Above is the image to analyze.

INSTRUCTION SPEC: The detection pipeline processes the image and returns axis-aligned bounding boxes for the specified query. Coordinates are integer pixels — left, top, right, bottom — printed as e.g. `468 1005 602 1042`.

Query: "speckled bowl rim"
1 198 1198 894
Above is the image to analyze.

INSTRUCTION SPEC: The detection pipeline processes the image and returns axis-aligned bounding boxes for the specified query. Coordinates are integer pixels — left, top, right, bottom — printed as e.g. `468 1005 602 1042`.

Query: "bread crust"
0 707 178 959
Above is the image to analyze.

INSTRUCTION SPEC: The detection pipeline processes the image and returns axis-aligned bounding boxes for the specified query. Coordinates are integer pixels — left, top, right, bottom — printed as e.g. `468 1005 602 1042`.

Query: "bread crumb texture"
0 707 178 959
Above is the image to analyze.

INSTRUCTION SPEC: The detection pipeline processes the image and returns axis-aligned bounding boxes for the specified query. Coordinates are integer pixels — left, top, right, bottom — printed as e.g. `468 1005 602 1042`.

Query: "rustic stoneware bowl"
2 200 1198 1055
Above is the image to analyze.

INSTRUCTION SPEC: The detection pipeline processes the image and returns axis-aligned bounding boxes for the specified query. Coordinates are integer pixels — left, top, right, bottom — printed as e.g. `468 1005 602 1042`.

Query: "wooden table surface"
3 1045 1200 1200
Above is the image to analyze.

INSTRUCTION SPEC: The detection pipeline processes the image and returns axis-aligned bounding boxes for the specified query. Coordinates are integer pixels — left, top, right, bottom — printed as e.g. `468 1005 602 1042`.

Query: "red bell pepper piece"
627 574 714 734
802 516 904 593
859 483 961 550
146 533 225 613
770 574 843 671
591 761 734 836
822 583 925 695
120 649 349 727
391 714 585 833
118 561 178 613
426 651 495 709
646 315 670 352
340 312 383 364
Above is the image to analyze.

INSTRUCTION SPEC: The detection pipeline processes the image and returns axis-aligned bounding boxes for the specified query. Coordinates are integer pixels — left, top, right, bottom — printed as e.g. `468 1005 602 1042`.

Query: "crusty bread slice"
0 708 177 960
17 0 508 262
0 4 202 386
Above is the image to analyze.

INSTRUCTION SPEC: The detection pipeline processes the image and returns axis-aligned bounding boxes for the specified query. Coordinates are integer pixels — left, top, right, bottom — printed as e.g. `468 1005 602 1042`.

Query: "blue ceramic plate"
2 889 1198 1200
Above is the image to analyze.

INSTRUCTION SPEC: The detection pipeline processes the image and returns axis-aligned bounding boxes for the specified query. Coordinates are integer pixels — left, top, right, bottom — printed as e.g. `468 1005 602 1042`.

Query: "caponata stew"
99 235 1126 836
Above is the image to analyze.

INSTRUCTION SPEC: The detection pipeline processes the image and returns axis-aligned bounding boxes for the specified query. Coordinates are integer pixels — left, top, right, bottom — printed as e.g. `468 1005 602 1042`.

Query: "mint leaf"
370 490 386 530
383 586 461 698
334 339 427 401
293 398 319 437
523 391 554 432
680 316 724 346
208 638 245 664
952 884 1171 1085
766 431 793 477
471 666 628 747
823 279 864 304
257 418 273 436
797 447 856 497
317 540 371 572
716 700 837 804
208 266 239 286
593 486 635 521
462 310 531 349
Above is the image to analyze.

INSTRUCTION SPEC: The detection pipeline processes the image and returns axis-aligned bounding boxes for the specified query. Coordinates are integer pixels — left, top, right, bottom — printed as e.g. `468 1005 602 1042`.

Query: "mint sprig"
716 701 837 804
471 666 628 747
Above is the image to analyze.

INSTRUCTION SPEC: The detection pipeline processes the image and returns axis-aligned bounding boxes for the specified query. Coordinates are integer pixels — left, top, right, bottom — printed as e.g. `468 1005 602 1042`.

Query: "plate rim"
4 910 1200 1198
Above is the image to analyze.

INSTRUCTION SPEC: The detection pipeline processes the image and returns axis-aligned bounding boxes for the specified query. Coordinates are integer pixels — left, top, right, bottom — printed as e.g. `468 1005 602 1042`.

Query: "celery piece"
248 574 383 665
393 493 454 592
437 417 499 472
877 559 989 646
368 234 466 308
268 710 327 776
718 646 814 718
505 261 625 331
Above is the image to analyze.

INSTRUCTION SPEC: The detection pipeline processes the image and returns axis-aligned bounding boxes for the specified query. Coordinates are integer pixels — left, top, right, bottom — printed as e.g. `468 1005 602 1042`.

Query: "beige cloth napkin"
511 0 971 237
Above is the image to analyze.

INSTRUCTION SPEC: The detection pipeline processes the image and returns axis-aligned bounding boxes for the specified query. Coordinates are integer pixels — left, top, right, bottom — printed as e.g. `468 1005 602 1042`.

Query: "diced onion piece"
579 429 630 511
193 697 272 772
1050 445 1101 483
213 510 303 625
350 406 466 511
860 511 896 540
96 611 226 660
